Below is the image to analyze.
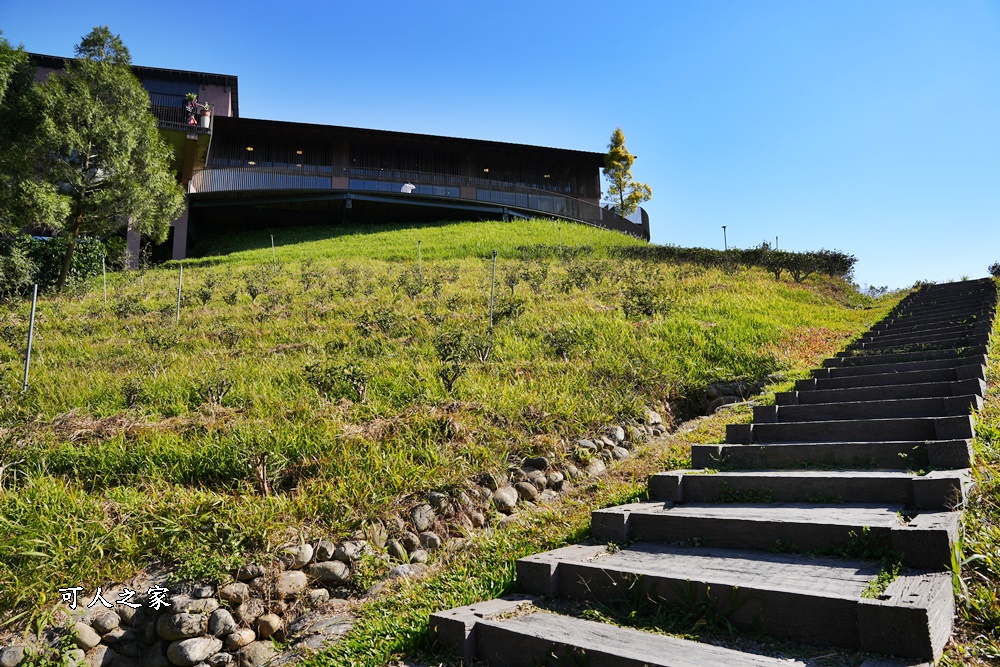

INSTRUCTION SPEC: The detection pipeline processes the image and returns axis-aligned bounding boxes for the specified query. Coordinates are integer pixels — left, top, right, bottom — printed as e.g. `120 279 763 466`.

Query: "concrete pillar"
126 221 140 270
171 198 190 261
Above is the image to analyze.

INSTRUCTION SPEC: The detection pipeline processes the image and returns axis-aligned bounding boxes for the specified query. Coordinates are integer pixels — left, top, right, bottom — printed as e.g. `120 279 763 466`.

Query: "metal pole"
418 241 422 284
270 235 276 269
722 226 728 252
489 249 497 333
175 265 183 325
102 256 108 307
775 235 778 250
21 284 38 393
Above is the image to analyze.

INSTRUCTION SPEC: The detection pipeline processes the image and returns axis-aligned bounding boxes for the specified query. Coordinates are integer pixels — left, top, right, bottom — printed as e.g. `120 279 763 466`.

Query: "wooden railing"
190 166 649 239
148 93 213 134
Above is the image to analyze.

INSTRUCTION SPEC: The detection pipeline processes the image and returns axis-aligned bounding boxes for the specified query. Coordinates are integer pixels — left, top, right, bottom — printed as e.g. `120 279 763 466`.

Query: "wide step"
726 415 974 443
753 395 981 423
691 439 973 471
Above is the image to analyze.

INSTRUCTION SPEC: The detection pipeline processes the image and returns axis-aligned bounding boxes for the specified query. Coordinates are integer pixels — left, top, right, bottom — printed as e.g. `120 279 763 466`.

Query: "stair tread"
613 501 905 526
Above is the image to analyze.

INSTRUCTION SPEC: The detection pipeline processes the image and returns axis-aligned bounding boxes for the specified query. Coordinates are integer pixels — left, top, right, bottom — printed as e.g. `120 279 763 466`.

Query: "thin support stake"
489 249 497 334
271 235 276 268
102 255 108 307
21 284 38 393
175 265 183 325
417 240 423 284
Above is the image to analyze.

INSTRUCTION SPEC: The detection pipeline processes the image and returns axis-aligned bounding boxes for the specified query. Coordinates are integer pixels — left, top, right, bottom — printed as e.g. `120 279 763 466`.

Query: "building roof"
27 53 240 117
219 116 606 164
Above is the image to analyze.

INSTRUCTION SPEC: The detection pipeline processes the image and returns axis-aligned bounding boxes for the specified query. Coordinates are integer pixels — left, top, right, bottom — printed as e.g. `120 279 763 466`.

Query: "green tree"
32 26 184 289
602 126 652 217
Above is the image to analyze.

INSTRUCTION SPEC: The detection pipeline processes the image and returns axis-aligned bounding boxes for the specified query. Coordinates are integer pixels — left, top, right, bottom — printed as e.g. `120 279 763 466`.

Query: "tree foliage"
602 127 652 217
31 26 184 289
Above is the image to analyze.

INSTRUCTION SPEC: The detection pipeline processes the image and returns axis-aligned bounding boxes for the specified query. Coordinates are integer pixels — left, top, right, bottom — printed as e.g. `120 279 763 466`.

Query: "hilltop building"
30 55 649 260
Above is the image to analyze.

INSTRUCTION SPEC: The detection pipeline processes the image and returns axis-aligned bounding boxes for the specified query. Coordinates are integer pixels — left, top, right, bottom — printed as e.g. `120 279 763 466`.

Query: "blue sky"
3 1 998 288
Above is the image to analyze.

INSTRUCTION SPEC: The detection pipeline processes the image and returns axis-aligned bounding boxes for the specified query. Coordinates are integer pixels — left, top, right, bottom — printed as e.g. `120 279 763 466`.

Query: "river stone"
207 609 237 637
387 563 428 580
585 459 607 476
101 627 133 644
627 425 644 442
206 654 231 667
575 439 597 451
157 614 208 641
400 531 420 553
118 605 145 628
386 539 408 563
306 588 330 606
166 637 222 667
525 470 548 490
608 425 626 443
314 539 335 561
237 641 276 667
267 600 286 616
181 599 218 615
646 410 662 425
427 491 450 513
492 486 518 512
469 510 485 528
222 630 255 652
235 564 264 582
90 610 121 635
255 614 282 641
233 599 265 626
274 570 307 598
84 645 114 667
115 642 141 659
74 622 103 651
281 544 313 570
1 646 24 667
141 641 169 667
64 648 85 667
409 504 436 532
653 425 666 435
333 541 364 563
306 560 350 585
418 531 441 550
611 446 630 460
217 583 249 605
546 471 565 488
409 549 428 564
564 464 581 479
538 489 560 504
523 456 549 470
514 482 538 501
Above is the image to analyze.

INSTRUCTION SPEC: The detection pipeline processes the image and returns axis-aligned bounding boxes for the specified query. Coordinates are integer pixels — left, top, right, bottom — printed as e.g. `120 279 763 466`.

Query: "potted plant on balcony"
199 102 211 128
184 93 199 126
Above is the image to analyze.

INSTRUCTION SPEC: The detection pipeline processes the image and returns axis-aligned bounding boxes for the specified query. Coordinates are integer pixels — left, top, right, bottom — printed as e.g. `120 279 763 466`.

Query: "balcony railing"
190 165 648 239
148 93 213 134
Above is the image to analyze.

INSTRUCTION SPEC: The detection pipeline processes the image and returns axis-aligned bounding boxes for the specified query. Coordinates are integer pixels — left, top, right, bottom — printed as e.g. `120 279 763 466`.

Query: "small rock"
546 471 565 488
387 563 428 580
306 560 350 585
255 614 282 641
564 464 581 479
206 654 232 667
509 468 528 483
514 482 538 501
0 646 25 667
141 641 169 667
236 641 276 667
387 515 406 533
65 649 86 667
409 503 436 532
480 472 504 491
157 614 208 641
333 541 364 563
653 425 666 436
115 643 141 659
306 588 330 606
523 456 549 470
627 425 644 442
418 531 442 550
598 449 613 461
235 564 264 582
599 435 616 448
314 539 336 561
166 637 222 667
217 583 249 605
400 531 421 553
468 511 485 528
274 570 308 599
74 622 103 651
143 622 159 646
575 439 597 451
386 538 408 563
537 489 560 504
611 446 630 460
585 459 607 476
492 486 519 513
449 511 474 533
84 645 114 667
268 600 286 615
646 410 662 425
180 599 218 615
101 627 132 645
245 577 266 597
91 610 121 635
427 491 451 515
118 605 145 628
281 543 313 570
233 599 265 626
409 549 428 564
222 630 256 652
525 470 548 490
208 610 237 637
191 585 215 599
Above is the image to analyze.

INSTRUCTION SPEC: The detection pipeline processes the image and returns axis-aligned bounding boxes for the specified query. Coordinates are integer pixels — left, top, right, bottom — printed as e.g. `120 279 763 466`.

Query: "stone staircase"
430 278 997 666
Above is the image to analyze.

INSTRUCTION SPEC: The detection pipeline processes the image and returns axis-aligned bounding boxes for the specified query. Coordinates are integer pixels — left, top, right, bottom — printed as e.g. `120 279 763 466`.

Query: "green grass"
0 218 899 629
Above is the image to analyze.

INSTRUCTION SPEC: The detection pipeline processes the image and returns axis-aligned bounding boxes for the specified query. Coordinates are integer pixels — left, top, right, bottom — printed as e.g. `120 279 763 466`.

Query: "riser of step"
691 439 972 472
726 416 974 444
431 596 815 667
753 395 981 423
811 355 986 379
872 310 994 332
860 324 992 346
648 470 969 510
776 379 986 405
516 544 952 660
798 366 985 391
893 299 994 317
829 346 988 366
590 502 959 569
867 320 992 339
850 333 991 352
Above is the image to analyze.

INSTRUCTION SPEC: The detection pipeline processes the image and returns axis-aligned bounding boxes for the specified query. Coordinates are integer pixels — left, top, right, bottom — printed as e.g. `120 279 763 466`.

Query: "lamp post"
722 226 728 252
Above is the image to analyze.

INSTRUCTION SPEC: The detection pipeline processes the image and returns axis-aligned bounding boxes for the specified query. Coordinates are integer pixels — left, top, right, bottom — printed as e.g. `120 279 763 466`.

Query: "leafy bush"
0 242 37 302
989 262 1000 278
0 235 114 295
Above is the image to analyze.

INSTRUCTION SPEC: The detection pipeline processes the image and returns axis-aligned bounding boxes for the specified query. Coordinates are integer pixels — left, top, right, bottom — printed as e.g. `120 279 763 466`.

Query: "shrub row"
0 234 127 300
609 243 857 282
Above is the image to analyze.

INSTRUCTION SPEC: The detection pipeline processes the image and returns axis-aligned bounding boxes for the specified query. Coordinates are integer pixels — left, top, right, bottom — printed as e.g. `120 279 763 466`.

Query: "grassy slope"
0 219 897 629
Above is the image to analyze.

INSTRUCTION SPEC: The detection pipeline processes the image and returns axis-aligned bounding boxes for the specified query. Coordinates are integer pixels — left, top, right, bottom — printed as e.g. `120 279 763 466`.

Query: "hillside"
0 219 900 649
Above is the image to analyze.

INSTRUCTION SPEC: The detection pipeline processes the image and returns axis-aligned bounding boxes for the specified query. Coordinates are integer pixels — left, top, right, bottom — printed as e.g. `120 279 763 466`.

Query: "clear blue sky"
3 0 998 289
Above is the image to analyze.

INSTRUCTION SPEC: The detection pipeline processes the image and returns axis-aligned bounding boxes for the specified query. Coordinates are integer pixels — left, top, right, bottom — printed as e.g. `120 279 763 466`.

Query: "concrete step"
811 354 986 379
866 319 991 339
891 304 995 325
850 332 990 352
776 379 986 405
826 346 987 367
516 543 953 659
432 596 814 666
648 469 970 510
589 501 958 569
861 322 992 345
691 439 972 472
872 309 994 332
895 297 992 315
726 415 974 444
798 365 985 392
753 395 981 423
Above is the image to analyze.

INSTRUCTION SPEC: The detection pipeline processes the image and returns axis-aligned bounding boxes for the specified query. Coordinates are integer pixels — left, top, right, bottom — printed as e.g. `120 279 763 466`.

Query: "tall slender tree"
602 127 652 217
33 26 184 289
